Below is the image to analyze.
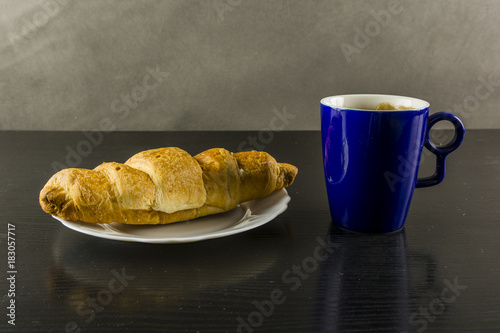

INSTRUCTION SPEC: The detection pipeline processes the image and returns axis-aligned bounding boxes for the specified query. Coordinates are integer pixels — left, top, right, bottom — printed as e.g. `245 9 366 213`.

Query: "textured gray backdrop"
1 0 499 130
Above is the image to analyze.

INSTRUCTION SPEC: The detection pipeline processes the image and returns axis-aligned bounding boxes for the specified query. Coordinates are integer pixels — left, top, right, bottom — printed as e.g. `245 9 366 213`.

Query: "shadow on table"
314 223 437 332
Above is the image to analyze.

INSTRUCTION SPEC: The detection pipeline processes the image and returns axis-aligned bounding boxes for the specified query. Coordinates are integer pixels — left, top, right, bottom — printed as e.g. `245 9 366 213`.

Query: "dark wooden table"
1 130 499 333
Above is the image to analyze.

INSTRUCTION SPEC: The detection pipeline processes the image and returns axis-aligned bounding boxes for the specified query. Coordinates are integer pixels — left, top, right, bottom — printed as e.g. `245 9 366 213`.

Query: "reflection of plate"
54 189 290 244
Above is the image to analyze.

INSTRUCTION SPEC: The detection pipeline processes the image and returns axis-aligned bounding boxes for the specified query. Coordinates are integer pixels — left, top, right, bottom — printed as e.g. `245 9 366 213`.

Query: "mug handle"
415 112 465 188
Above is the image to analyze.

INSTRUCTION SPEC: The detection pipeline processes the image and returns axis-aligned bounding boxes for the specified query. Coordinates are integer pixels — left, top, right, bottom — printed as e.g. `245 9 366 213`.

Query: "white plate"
54 189 291 243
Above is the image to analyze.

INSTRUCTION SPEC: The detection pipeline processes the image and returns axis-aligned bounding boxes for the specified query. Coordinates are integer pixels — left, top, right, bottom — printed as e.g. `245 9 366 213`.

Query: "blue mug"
321 94 465 233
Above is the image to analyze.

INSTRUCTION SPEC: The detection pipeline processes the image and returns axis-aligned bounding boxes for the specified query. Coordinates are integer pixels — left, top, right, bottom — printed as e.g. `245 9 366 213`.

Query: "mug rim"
321 94 430 111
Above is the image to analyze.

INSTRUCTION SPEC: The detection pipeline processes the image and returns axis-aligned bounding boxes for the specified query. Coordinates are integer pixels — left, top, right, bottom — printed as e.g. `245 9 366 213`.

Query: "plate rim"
54 189 290 244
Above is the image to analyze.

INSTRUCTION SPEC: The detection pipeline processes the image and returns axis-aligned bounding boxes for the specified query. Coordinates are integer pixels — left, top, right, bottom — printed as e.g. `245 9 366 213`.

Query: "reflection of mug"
321 94 465 232
315 224 411 332
314 224 438 332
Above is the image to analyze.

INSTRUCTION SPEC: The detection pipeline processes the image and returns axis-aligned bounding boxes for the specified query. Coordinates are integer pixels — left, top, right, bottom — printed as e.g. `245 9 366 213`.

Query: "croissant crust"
39 148 298 225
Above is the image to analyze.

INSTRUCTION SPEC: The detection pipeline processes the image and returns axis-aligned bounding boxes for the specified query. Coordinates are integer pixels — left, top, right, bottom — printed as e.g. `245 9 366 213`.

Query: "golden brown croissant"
39 147 298 225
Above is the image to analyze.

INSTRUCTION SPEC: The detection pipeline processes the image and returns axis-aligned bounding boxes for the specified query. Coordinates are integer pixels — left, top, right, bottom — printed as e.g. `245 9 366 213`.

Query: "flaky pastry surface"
39 148 298 225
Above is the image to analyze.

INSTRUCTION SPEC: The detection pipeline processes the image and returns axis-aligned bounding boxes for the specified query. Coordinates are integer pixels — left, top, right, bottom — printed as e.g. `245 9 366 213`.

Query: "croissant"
39 147 298 225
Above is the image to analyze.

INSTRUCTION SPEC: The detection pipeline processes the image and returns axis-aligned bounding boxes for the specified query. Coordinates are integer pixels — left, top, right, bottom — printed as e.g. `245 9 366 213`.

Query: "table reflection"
315 224 437 332
46 222 293 322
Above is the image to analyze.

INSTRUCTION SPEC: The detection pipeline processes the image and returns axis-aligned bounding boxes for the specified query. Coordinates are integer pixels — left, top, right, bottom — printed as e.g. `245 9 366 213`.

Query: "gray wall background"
1 0 499 131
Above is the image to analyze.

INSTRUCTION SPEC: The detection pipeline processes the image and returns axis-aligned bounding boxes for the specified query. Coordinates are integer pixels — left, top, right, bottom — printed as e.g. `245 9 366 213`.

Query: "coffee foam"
374 102 414 110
